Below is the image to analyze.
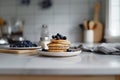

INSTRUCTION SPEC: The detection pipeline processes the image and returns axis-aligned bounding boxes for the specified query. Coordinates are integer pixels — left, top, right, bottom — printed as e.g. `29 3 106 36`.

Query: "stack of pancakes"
48 39 71 52
47 33 71 52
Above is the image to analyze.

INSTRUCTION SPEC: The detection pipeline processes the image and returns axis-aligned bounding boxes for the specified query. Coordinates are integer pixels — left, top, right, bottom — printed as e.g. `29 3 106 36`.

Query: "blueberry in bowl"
10 40 38 48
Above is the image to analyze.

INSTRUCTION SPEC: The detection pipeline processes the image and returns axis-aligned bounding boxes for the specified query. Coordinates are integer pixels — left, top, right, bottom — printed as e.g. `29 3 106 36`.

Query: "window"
105 0 120 38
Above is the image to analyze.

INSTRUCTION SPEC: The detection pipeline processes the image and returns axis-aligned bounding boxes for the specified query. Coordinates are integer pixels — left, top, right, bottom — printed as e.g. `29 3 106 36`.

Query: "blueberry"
59 35 64 39
17 45 21 47
29 44 33 47
20 41 24 44
57 35 61 40
20 45 24 47
23 41 27 45
32 44 37 47
24 40 31 44
57 33 63 39
10 45 14 47
42 49 48 52
55 36 58 39
29 42 32 44
25 45 29 47
52 35 55 39
57 33 60 36
17 44 24 47
15 42 20 45
63 36 67 40
59 35 63 39
10 44 13 47
13 44 16 47
67 49 72 52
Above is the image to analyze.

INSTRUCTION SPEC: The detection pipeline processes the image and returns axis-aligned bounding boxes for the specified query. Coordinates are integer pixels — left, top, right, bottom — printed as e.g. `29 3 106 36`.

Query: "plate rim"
38 50 82 57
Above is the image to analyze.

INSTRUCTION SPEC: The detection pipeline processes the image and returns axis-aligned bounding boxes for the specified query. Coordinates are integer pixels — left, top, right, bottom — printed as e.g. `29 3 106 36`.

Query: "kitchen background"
0 0 105 43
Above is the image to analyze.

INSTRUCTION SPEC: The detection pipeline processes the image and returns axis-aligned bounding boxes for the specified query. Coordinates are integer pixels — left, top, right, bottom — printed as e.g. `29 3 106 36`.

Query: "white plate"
38 50 82 57
0 46 41 50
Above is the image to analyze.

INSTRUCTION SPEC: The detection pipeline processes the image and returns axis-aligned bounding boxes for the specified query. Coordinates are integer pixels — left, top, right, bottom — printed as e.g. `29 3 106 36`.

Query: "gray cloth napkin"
79 43 120 55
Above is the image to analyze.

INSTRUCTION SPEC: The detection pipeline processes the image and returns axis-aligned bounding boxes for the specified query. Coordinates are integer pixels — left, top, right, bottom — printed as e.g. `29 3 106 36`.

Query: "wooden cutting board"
0 49 38 55
93 2 103 43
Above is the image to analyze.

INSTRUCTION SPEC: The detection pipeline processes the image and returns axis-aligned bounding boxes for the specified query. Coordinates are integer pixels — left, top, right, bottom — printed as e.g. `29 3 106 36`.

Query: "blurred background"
0 0 106 43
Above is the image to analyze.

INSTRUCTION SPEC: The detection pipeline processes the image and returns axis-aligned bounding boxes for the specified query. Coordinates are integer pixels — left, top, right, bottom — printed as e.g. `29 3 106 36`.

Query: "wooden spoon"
0 17 6 37
89 21 95 30
84 20 88 30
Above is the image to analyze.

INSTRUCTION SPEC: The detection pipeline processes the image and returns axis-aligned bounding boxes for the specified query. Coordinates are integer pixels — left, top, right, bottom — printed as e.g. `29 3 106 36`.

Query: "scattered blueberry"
42 49 48 52
67 49 72 52
10 45 13 47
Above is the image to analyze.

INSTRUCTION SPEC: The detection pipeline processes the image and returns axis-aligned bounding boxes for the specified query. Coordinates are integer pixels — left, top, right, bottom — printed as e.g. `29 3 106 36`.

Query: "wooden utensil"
87 20 90 30
89 21 95 30
0 17 5 37
93 2 103 43
84 20 88 30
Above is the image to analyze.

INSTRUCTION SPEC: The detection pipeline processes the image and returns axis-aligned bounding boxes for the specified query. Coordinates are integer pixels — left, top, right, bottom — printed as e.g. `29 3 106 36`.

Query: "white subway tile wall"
0 0 105 43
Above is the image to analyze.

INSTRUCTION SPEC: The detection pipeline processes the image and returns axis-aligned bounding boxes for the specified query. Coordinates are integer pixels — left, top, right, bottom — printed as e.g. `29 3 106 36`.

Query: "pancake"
50 39 71 45
48 43 69 50
48 49 66 52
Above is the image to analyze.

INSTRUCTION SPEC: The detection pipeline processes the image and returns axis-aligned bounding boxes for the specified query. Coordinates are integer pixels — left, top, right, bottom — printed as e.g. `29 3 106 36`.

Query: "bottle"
6 21 12 38
41 25 49 38
39 25 50 50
